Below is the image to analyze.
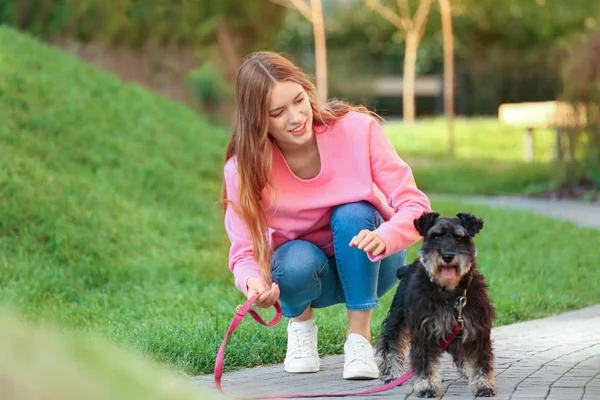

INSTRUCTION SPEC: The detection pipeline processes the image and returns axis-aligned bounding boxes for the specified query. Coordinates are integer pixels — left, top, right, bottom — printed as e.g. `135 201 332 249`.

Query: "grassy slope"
0 26 598 377
0 26 237 373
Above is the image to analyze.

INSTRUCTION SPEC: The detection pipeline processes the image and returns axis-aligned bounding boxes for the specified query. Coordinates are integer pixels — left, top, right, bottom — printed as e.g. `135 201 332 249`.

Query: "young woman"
222 51 431 380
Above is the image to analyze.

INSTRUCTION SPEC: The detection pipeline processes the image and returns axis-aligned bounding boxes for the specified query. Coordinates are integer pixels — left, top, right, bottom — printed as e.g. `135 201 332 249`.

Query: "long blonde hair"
222 51 378 284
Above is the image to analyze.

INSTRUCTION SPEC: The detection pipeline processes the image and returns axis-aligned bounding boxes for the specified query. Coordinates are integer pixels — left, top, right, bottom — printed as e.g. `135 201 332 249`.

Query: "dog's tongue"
442 267 457 279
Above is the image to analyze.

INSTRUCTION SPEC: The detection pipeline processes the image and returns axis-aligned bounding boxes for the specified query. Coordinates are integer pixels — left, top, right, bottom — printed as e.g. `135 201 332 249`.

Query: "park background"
0 1 599 399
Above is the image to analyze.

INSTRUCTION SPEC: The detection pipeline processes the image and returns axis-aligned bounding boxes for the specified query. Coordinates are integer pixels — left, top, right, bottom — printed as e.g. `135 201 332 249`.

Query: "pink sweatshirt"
224 111 431 295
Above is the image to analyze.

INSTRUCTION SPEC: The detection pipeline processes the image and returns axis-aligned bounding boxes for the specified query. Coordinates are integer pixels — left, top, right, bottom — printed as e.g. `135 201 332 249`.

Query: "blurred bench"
372 75 443 97
498 101 587 162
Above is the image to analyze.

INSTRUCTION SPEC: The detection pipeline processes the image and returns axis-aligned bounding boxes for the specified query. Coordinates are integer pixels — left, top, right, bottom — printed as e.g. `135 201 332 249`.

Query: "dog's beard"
420 252 471 290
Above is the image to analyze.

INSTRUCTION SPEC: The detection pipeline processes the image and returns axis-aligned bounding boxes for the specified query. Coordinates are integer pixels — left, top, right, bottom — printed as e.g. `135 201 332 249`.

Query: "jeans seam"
346 301 378 311
317 257 329 277
309 258 325 310
272 257 280 281
371 205 381 230
283 308 306 318
331 215 351 304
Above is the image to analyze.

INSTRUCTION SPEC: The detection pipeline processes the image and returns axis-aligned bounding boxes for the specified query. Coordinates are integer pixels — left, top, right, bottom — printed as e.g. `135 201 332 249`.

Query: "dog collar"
438 273 473 327
439 287 466 307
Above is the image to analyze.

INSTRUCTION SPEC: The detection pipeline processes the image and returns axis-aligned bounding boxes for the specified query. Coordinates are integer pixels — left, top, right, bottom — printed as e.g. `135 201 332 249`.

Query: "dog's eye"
430 233 441 240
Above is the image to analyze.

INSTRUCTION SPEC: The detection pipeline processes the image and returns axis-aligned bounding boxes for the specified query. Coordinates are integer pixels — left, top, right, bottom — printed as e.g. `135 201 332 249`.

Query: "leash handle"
237 294 283 327
213 295 461 399
214 295 282 398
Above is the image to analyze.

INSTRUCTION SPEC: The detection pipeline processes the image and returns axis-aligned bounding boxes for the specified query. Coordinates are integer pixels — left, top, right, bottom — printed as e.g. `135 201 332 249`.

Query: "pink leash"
214 294 462 399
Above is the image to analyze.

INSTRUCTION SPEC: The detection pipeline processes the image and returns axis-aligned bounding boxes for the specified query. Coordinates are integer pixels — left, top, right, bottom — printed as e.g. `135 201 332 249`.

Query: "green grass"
384 118 556 195
407 157 554 195
385 118 556 162
1 309 210 400
0 25 598 379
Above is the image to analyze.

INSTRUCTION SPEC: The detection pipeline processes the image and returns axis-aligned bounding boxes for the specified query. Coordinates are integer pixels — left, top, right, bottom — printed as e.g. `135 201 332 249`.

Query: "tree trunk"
403 32 418 123
311 0 328 103
216 19 242 84
439 0 455 157
216 19 243 122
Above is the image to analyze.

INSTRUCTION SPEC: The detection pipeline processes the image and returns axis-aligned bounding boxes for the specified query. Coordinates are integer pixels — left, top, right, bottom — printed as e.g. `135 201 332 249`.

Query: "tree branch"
397 0 411 21
364 0 409 33
270 0 295 11
414 0 434 41
289 0 313 22
270 0 313 22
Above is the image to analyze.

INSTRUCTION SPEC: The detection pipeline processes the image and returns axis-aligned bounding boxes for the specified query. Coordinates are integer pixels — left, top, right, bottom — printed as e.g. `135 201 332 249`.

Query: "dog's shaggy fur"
376 212 496 398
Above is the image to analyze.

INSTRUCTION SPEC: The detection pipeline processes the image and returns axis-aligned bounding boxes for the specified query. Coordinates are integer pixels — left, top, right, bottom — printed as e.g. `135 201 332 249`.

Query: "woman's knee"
271 240 328 290
330 201 382 232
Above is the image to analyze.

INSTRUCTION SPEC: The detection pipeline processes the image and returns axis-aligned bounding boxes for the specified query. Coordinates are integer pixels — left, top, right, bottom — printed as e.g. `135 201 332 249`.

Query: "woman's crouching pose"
222 51 431 380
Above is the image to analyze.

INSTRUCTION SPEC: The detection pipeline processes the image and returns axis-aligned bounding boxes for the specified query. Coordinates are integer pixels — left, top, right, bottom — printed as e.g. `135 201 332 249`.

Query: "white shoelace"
345 338 374 362
289 325 317 357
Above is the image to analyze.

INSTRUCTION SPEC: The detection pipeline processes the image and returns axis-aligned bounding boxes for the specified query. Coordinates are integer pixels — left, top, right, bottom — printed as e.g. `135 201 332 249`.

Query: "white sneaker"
343 333 379 380
284 320 320 373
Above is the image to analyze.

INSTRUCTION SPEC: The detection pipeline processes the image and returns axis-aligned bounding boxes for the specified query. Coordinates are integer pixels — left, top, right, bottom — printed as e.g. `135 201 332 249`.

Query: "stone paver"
193 305 600 399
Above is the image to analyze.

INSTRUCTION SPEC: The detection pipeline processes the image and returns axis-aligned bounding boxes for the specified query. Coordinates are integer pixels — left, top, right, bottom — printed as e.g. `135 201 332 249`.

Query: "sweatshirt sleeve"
223 161 263 296
366 118 431 261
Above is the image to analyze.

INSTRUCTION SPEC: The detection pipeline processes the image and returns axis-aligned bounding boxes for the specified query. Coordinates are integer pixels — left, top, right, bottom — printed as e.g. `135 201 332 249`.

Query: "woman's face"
266 81 313 150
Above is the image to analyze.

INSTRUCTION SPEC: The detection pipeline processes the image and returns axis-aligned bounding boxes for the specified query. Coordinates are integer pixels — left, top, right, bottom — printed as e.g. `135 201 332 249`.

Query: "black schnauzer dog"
376 212 496 398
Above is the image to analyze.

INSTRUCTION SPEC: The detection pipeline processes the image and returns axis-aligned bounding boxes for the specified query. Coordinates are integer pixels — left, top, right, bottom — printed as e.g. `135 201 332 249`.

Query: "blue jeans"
271 201 407 318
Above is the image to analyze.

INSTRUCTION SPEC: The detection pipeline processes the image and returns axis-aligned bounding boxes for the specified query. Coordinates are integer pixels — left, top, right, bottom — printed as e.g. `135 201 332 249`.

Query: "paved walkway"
193 196 600 399
194 305 600 399
438 195 600 230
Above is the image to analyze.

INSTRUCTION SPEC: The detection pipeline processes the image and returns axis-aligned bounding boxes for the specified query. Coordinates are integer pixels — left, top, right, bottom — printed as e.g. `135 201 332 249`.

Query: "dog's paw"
416 388 438 398
379 370 396 384
474 387 495 397
415 378 440 398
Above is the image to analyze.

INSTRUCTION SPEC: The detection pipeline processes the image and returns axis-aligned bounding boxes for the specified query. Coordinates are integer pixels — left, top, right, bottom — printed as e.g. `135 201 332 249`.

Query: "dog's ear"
457 212 484 237
413 212 440 237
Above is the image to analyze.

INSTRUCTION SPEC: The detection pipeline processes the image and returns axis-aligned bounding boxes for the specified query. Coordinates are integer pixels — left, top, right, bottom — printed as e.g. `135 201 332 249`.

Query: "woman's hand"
246 277 280 308
349 229 386 257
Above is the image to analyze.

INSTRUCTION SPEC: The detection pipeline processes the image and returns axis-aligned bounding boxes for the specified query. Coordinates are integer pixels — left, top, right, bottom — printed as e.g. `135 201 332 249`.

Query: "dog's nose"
442 254 455 263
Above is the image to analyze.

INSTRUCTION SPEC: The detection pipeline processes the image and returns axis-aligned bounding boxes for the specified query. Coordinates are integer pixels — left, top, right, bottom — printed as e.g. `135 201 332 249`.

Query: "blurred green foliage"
1 309 210 400
3 0 598 118
188 60 233 123
276 0 600 116
559 26 600 192
0 0 286 52
189 62 232 105
0 0 286 121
